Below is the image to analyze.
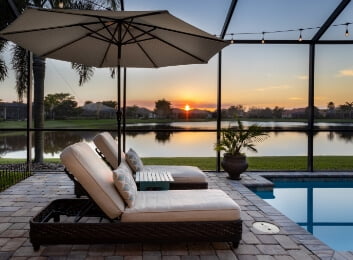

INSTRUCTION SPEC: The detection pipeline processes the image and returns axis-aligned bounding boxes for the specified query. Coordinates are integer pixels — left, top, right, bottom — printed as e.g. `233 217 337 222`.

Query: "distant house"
81 102 116 119
282 108 306 119
126 106 155 119
0 102 27 120
135 107 155 119
189 109 212 119
172 108 185 119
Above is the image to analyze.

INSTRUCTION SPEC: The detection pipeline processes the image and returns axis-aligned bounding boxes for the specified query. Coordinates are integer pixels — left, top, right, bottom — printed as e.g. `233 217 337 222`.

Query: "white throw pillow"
113 164 137 208
125 148 144 172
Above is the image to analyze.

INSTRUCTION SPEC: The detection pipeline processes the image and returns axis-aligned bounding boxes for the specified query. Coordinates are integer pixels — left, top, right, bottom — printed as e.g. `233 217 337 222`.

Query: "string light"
230 33 234 44
222 21 353 42
298 29 303 42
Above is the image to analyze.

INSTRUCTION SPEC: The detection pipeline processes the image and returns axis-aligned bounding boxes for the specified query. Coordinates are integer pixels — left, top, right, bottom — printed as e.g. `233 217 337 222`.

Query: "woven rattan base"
30 199 242 250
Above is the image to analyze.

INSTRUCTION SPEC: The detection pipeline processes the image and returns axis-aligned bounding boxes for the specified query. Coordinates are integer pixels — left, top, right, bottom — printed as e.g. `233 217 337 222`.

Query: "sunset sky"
1 0 353 111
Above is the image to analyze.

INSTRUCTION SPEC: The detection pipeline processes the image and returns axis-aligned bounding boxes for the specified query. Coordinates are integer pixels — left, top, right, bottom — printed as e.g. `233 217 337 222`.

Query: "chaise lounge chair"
93 132 208 189
29 142 242 250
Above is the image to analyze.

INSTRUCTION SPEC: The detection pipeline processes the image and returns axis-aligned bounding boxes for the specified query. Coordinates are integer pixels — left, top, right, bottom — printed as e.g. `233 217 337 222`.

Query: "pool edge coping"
237 171 353 258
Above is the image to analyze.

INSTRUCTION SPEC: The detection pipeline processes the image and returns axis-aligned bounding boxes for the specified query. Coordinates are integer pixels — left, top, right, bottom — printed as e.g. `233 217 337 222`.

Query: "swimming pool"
253 178 353 251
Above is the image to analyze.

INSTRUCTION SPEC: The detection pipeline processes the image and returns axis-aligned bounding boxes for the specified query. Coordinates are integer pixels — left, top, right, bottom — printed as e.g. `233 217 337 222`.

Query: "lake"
0 121 352 158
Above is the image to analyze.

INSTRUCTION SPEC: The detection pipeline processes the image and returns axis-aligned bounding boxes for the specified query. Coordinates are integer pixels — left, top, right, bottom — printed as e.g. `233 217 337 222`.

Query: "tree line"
41 94 353 120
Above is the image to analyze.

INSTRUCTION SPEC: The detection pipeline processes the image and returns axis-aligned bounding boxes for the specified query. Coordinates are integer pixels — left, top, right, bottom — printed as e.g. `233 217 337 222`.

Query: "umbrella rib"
41 23 113 57
33 8 220 43
97 18 120 67
123 23 158 67
129 23 207 63
0 21 110 36
81 24 119 44
131 21 225 43
121 18 133 43
123 28 156 45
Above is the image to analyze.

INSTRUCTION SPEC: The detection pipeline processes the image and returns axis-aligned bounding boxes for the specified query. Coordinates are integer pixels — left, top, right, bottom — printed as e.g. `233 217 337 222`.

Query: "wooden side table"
135 170 174 191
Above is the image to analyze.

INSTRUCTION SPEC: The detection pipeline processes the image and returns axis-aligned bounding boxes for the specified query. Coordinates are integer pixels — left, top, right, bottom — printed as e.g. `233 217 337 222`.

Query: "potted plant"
215 119 268 180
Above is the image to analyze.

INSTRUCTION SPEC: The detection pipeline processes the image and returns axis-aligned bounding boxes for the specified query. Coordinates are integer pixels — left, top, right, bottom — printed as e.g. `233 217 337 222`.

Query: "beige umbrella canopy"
0 7 229 162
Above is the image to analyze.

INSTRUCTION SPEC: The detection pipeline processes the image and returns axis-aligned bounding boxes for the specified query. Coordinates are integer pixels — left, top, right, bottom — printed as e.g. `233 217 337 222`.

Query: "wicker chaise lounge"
29 142 242 250
94 132 208 189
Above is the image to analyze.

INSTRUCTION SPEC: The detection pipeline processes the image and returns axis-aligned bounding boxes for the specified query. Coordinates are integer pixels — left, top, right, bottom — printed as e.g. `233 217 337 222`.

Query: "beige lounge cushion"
113 163 138 208
93 132 207 184
143 165 207 183
93 132 124 169
121 189 241 222
60 142 125 219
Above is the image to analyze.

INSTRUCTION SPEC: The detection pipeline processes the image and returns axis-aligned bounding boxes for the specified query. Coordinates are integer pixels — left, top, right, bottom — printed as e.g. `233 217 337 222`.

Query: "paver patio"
0 171 352 259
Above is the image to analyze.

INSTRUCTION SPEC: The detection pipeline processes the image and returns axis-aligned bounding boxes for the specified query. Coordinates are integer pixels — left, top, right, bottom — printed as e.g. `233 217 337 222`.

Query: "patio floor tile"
0 171 350 259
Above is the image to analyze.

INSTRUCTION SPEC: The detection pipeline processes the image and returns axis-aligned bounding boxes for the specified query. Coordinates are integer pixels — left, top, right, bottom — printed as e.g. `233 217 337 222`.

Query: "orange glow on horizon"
184 104 191 111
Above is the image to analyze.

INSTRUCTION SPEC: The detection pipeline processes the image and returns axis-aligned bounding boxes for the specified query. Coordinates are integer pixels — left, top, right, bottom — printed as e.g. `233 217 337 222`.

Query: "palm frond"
215 119 269 155
0 40 8 81
71 63 95 86
110 67 115 78
11 45 28 102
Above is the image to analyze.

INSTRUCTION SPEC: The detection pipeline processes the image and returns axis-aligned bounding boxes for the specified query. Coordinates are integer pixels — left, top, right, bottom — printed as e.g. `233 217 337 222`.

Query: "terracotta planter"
221 153 248 180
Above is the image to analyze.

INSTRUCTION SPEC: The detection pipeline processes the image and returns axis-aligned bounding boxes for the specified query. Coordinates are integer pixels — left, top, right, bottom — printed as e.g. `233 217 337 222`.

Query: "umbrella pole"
117 63 121 165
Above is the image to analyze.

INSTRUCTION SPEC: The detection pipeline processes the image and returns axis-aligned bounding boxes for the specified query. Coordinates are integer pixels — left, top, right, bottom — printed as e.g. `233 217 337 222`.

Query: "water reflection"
255 180 353 251
0 121 353 158
0 133 27 157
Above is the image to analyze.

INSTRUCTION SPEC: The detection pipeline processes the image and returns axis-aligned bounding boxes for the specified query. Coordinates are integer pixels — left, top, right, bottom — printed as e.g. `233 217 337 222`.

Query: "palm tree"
327 101 335 111
1 0 121 162
0 40 8 82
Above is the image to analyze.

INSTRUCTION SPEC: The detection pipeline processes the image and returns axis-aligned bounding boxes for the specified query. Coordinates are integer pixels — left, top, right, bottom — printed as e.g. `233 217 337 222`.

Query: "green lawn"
142 156 353 171
1 156 352 171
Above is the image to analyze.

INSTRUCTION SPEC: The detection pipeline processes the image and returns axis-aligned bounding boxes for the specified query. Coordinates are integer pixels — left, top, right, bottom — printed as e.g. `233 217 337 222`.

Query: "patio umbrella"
0 7 229 163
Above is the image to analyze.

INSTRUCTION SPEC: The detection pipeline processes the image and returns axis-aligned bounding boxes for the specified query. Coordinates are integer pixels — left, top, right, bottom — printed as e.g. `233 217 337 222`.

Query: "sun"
184 104 191 111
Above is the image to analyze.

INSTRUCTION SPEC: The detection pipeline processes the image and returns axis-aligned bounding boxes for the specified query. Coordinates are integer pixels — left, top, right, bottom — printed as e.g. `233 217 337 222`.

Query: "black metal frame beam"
220 0 238 38
217 0 238 171
218 0 352 173
306 0 350 171
7 0 33 171
311 0 351 43
307 44 315 171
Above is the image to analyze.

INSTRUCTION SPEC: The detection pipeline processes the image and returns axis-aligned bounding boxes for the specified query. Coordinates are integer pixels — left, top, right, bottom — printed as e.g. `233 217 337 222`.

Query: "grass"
142 156 353 171
2 156 350 171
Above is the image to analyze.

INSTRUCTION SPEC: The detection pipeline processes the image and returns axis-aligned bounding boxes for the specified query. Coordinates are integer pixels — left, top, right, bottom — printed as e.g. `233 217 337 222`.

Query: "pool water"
254 179 353 251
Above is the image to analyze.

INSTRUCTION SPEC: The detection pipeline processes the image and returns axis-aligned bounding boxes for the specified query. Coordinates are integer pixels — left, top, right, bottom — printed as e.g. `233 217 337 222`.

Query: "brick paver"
0 171 350 259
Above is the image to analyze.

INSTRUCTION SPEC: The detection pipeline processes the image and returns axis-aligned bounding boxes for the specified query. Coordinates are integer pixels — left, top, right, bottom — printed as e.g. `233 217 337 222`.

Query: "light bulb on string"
298 29 303 42
230 33 235 44
261 32 265 44
345 23 349 37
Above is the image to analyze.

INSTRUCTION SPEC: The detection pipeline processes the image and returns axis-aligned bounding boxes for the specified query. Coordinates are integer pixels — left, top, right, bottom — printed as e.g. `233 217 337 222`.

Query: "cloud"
255 85 290 92
297 75 308 80
338 69 353 77
289 97 304 101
